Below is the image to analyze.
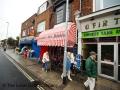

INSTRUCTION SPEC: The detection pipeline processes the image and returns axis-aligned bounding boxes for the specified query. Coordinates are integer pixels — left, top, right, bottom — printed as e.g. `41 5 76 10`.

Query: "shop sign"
82 28 120 38
80 14 120 32
40 33 65 39
20 36 34 42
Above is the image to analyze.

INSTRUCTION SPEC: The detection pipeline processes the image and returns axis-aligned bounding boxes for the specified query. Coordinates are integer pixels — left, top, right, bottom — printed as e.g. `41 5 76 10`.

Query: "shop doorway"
98 43 118 80
118 44 120 81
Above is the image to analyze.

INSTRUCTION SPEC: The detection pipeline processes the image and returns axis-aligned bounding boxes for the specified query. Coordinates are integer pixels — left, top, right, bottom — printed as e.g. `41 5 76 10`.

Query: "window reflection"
101 45 114 62
101 63 114 77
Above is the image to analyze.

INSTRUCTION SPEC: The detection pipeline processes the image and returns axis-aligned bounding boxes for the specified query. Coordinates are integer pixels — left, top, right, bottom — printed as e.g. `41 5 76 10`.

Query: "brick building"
36 0 80 71
21 14 36 38
35 0 53 36
20 14 40 58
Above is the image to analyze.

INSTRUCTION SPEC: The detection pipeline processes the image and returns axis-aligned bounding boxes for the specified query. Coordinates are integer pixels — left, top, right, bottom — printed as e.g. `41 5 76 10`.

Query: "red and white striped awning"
36 22 76 47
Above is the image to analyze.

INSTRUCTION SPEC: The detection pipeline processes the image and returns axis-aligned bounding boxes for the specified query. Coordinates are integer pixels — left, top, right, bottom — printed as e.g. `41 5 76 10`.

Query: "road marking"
37 85 45 90
2 51 45 90
4 53 35 82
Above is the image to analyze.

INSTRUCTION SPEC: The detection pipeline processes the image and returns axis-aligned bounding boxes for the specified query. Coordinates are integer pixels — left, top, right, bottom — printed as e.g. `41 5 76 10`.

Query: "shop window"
94 0 120 11
37 21 45 32
101 64 114 77
101 45 114 62
99 37 116 42
82 38 97 43
49 47 64 72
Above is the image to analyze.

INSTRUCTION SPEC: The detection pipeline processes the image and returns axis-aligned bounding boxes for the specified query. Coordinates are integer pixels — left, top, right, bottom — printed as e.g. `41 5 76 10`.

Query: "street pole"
6 22 9 48
0 33 1 41
63 0 69 84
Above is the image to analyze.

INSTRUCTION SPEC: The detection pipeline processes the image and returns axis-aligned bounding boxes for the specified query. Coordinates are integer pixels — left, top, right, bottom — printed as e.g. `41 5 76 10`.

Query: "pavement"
4 49 120 90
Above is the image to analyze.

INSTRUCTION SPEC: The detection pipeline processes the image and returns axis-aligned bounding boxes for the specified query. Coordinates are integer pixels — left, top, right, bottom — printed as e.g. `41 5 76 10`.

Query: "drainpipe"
80 0 81 14
75 10 82 55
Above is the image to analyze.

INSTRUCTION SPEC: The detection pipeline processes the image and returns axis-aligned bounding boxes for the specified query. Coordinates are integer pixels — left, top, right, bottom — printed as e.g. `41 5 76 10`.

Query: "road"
0 50 38 90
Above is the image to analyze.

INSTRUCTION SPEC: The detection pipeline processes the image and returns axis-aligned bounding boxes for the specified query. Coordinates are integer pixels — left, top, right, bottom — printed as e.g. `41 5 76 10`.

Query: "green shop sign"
82 28 120 38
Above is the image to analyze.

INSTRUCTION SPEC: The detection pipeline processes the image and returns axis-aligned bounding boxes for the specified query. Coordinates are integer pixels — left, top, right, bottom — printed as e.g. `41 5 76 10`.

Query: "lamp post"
6 22 9 47
0 33 1 41
63 0 69 84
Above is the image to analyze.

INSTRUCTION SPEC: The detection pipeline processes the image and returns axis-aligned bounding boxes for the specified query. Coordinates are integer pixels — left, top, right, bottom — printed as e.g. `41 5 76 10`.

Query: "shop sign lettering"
39 33 65 39
20 36 34 41
80 14 120 32
82 28 120 38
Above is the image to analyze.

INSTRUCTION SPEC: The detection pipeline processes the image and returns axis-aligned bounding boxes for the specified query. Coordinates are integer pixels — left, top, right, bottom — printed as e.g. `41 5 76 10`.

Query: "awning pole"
63 0 69 84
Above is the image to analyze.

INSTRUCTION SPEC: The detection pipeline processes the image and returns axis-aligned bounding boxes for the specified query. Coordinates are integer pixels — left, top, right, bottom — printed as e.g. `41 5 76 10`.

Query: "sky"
0 0 47 40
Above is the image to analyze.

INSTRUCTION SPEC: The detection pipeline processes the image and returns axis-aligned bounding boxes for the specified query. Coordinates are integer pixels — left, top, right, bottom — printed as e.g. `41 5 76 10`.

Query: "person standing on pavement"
84 51 97 90
61 52 73 81
70 51 75 75
42 51 50 72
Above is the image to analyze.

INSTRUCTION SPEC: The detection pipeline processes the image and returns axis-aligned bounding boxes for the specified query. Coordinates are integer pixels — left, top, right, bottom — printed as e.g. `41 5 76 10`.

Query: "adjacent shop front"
19 36 40 58
36 22 77 71
77 6 120 81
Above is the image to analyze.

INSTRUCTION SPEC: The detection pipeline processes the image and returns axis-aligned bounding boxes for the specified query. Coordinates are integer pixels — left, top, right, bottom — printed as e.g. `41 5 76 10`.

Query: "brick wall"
21 0 93 37
35 7 53 36
52 0 80 24
21 14 36 37
71 0 80 23
81 0 93 16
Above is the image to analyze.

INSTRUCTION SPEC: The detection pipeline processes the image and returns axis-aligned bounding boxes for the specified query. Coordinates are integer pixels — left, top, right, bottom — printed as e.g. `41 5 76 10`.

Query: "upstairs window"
56 5 65 24
37 2 48 14
56 4 71 24
22 30 27 37
94 0 120 11
37 21 46 32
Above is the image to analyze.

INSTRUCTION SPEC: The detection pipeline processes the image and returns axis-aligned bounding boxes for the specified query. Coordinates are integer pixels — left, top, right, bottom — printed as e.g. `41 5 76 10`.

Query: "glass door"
98 43 118 80
118 44 120 81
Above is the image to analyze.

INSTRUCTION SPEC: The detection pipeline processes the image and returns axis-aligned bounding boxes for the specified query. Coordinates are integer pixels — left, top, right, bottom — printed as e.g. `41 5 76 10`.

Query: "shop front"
19 36 40 58
19 36 34 49
77 5 120 81
36 22 77 71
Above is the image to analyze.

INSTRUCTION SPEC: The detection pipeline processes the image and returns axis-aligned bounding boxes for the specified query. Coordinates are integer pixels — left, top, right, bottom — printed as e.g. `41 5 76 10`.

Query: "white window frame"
56 5 65 24
37 21 46 33
93 0 120 12
93 0 96 12
22 30 26 37
37 2 48 14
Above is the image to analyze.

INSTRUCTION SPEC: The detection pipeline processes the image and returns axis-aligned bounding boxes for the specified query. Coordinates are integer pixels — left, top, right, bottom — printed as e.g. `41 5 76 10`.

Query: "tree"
7 37 16 46
1 39 6 47
16 36 20 46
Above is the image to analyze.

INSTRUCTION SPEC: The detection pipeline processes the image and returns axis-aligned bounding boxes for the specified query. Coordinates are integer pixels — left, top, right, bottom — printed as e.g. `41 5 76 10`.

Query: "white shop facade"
76 5 120 81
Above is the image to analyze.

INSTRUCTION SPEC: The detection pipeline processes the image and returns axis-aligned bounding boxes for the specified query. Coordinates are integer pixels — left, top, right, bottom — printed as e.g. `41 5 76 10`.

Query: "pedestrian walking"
3 45 7 51
84 51 97 90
